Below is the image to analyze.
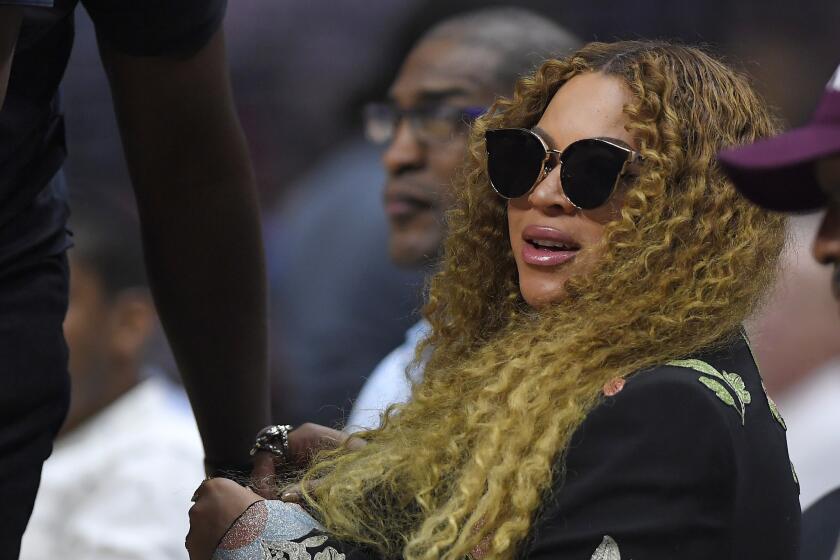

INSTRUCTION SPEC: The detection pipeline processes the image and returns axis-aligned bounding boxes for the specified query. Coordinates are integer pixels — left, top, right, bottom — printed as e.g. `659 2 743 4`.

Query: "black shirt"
0 0 226 264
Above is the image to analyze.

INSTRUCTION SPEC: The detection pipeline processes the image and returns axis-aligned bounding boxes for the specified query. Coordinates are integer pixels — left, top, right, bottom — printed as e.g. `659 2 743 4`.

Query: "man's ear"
109 288 156 360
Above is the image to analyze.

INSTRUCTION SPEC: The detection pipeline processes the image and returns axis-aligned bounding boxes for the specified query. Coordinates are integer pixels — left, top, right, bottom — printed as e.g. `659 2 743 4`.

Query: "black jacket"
523 333 800 559
217 333 801 559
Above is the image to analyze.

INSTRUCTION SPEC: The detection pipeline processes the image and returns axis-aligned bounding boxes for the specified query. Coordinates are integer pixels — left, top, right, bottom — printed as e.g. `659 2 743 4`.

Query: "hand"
247 422 344 499
249 450 278 499
287 423 367 467
278 423 367 503
186 478 263 560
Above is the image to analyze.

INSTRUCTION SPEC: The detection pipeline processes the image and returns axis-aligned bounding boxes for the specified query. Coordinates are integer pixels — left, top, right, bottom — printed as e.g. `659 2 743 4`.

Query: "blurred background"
50 0 840 541
63 0 840 208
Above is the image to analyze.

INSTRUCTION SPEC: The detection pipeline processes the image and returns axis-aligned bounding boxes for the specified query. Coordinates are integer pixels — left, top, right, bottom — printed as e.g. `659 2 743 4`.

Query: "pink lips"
521 225 580 267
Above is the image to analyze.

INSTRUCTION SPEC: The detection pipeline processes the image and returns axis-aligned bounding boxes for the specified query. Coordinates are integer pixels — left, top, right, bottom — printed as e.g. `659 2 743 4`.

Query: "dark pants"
0 171 70 560
0 251 70 559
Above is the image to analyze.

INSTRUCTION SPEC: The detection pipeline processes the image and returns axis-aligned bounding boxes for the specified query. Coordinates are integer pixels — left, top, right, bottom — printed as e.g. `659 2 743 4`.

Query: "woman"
188 40 799 560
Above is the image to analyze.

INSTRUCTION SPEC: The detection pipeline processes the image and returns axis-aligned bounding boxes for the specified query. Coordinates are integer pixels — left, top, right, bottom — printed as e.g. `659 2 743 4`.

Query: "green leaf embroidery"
762 380 787 431
744 332 790 432
668 359 722 379
723 372 751 405
791 461 799 487
669 359 751 425
698 376 737 405
769 397 787 430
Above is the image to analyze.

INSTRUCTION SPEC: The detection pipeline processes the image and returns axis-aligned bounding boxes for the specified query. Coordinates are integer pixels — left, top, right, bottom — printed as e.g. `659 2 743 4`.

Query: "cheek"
506 203 524 253
580 222 609 253
429 145 467 188
820 205 840 234
569 223 609 280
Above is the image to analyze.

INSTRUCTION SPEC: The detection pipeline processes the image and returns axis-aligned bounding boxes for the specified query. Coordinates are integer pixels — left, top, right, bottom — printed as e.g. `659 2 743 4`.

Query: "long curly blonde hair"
302 40 786 560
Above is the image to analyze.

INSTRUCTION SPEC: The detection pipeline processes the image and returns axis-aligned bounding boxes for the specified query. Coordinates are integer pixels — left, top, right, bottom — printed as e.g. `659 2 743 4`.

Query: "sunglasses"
485 128 641 210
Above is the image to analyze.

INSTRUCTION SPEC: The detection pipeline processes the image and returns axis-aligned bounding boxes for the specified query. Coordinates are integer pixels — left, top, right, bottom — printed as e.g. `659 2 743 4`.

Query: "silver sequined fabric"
213 500 326 560
218 501 269 550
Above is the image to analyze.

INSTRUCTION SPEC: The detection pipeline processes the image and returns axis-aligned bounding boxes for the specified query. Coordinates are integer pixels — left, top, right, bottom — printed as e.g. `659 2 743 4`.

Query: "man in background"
269 8 581 432
747 214 840 512
719 63 840 560
337 7 581 430
20 204 203 560
266 135 424 429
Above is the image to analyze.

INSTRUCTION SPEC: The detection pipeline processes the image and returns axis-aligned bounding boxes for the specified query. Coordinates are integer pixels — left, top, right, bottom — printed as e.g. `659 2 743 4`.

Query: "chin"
391 253 428 269
523 293 564 309
389 231 443 269
390 243 436 269
519 278 568 309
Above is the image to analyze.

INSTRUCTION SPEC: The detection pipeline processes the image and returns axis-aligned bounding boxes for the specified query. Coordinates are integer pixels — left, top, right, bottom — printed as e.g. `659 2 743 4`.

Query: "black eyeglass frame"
485 127 642 210
364 102 485 145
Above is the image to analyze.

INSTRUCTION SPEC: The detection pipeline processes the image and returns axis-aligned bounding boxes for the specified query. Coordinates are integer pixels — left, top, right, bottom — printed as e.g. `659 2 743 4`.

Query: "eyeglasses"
485 128 642 210
364 103 485 145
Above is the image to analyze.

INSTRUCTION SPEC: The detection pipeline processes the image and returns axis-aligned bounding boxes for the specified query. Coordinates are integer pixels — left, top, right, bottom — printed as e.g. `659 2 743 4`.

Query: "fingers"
186 478 264 560
190 477 213 503
314 425 348 447
248 422 371 502
289 423 344 458
279 478 322 503
250 450 279 499
279 482 303 503
345 434 367 451
288 423 367 465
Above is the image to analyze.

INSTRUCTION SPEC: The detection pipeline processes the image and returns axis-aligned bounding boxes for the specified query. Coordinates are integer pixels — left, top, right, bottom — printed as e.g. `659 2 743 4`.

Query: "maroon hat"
717 65 840 212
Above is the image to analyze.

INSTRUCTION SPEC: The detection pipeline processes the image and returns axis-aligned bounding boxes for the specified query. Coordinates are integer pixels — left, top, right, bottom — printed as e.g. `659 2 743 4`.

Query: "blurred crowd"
8 0 840 558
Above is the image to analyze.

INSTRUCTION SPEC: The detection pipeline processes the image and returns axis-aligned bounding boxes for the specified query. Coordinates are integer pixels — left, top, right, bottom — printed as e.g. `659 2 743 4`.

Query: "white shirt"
20 377 205 560
776 359 840 509
345 320 430 433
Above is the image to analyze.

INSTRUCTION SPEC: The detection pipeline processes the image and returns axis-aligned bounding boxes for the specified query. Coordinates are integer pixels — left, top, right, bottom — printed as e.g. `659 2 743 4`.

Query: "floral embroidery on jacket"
742 331 788 431
761 380 788 431
261 534 346 560
591 535 621 560
667 359 752 425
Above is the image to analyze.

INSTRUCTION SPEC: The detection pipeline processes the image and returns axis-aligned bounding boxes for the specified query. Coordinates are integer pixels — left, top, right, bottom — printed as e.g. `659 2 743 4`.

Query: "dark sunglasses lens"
561 139 629 209
485 129 546 198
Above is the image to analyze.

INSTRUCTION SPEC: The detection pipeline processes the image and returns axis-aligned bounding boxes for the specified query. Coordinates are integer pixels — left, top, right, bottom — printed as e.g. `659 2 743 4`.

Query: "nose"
526 165 577 215
813 204 840 265
382 119 425 176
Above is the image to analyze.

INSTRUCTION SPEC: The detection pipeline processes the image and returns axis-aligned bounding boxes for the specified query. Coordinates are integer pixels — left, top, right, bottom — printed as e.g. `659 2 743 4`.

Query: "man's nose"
813 205 840 265
382 119 424 176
